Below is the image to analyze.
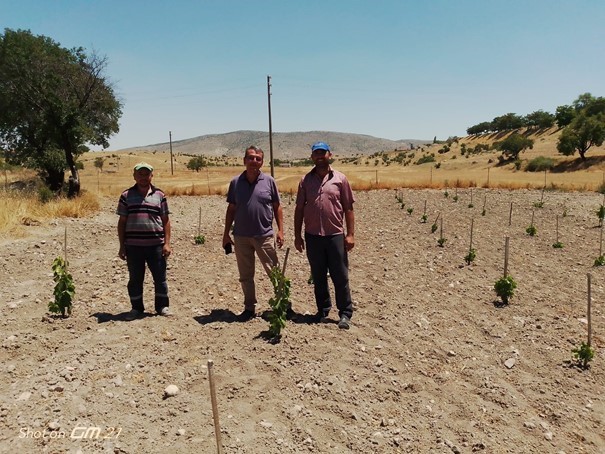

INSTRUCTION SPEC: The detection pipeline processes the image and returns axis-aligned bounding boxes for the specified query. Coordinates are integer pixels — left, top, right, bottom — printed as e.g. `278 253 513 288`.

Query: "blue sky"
2 0 605 150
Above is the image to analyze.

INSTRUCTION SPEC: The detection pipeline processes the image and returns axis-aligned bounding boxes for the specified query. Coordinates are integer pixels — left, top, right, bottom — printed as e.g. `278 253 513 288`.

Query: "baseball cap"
311 142 331 152
133 162 153 171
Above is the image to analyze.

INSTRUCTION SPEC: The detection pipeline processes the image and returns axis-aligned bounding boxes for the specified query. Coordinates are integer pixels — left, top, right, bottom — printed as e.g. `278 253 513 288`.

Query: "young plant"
49 257 75 317
552 241 564 249
453 195 459 202
465 248 476 265
444 189 449 198
267 266 291 338
468 203 474 208
526 225 537 236
533 201 544 208
437 237 446 247
494 274 517 305
407 207 414 215
421 214 428 223
594 255 605 267
481 208 486 216
597 205 605 226
572 342 595 369
194 234 206 245
431 223 438 234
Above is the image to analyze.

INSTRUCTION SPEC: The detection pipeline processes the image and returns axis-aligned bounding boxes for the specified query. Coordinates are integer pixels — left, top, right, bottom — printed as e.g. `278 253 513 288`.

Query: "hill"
117 130 431 160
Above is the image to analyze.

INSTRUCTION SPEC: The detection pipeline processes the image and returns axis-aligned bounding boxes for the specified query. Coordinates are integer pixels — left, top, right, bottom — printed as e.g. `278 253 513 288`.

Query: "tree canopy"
557 93 605 161
0 28 122 195
495 133 534 161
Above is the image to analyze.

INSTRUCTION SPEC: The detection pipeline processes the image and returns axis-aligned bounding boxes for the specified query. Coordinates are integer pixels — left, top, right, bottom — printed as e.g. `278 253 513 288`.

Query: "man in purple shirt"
223 146 284 320
294 142 355 329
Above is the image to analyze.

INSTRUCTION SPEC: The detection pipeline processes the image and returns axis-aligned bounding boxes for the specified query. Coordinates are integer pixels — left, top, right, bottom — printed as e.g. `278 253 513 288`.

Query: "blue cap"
311 141 331 152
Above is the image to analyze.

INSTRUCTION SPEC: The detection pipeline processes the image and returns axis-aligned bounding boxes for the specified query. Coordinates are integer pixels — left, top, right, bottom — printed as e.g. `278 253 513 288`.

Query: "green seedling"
431 223 438 234
267 266 291 338
533 201 544 208
49 256 75 317
572 342 595 369
453 195 459 202
194 234 206 245
552 241 564 249
465 248 476 265
494 275 517 305
526 225 537 236
468 203 474 208
444 190 449 198
421 214 428 223
437 237 446 247
481 208 486 216
594 255 605 267
407 207 414 215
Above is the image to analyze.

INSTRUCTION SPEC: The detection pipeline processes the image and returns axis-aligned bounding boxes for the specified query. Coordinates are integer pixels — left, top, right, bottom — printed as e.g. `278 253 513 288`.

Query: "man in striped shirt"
117 162 172 320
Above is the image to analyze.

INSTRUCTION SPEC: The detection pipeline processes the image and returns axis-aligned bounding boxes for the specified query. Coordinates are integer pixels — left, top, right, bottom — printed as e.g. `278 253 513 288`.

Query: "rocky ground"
0 188 604 453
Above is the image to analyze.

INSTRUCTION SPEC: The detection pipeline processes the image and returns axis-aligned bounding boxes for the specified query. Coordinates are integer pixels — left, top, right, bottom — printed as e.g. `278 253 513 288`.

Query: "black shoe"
315 312 330 323
338 315 351 330
238 309 256 321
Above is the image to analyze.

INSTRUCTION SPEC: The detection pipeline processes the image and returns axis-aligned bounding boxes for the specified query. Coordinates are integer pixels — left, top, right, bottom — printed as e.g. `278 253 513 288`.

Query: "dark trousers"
305 233 353 319
126 245 169 313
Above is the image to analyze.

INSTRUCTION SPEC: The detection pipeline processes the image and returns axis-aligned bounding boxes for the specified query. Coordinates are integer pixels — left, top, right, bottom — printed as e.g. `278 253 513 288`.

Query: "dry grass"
0 190 100 237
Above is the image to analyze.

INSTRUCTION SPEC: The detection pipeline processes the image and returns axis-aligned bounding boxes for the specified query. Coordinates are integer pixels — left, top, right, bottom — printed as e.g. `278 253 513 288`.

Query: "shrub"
415 155 435 165
526 156 555 172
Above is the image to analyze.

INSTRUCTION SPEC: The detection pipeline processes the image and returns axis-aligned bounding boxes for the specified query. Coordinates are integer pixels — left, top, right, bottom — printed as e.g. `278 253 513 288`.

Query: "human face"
311 148 331 168
133 168 153 188
244 149 264 171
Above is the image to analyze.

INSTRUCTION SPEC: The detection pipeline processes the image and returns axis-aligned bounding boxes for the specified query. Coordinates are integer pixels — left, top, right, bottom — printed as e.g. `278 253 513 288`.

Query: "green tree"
186 156 208 172
524 110 555 129
555 105 575 128
94 156 105 172
557 111 605 161
496 133 534 161
491 113 525 131
0 29 122 196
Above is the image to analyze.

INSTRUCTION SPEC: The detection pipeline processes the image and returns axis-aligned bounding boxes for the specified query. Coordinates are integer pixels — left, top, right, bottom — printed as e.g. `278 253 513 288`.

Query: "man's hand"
294 237 305 253
162 244 172 257
276 231 284 248
118 246 126 260
344 234 355 252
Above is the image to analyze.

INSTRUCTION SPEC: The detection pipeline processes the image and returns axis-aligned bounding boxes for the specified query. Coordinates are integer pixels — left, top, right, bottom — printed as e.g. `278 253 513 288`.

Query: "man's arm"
161 214 172 257
117 215 127 260
223 203 236 247
273 202 284 248
344 208 355 252
294 203 305 252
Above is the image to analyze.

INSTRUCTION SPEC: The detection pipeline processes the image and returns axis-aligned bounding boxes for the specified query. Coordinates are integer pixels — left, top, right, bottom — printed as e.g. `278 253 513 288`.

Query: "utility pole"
267 75 274 177
169 131 174 175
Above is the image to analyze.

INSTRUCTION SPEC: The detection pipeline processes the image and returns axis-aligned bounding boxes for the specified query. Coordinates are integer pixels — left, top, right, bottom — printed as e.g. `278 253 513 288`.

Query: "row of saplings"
393 189 597 370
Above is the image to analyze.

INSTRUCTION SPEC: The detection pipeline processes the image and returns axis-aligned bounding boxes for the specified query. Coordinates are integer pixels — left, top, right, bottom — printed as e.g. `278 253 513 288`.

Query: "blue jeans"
126 245 169 313
305 233 353 319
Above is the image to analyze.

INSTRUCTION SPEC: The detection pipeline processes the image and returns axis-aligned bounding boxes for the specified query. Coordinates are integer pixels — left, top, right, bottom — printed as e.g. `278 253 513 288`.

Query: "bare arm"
273 202 284 248
344 208 355 251
161 214 172 257
118 215 127 260
223 203 236 247
294 203 305 252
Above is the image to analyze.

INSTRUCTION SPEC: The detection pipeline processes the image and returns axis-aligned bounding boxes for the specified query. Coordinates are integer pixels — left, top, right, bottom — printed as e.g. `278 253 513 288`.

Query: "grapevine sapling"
49 257 75 317
437 237 446 247
594 255 605 267
267 266 291 340
407 207 413 215
597 205 605 226
572 342 595 369
494 275 517 305
465 248 476 265
552 241 564 249
194 234 206 245
526 225 537 236
421 214 428 223
431 223 438 234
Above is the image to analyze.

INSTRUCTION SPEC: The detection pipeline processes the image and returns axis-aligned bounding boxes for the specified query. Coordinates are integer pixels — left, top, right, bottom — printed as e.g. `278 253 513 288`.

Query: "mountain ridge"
117 130 431 160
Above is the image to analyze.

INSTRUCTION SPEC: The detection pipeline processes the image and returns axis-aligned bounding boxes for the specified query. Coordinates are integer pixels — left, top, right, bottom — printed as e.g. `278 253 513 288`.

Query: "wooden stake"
198 207 202 236
508 202 513 226
440 216 444 239
504 237 510 277
487 167 490 187
470 188 473 206
469 218 474 251
482 194 487 211
207 360 223 454
599 224 603 257
556 215 559 243
206 168 211 195
587 274 592 347
64 227 68 266
423 200 427 215
531 209 535 227
281 247 290 275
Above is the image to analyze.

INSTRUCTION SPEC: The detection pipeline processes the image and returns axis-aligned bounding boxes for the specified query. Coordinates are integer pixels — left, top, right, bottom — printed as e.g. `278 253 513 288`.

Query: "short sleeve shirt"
295 167 355 236
117 184 169 246
227 171 280 237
